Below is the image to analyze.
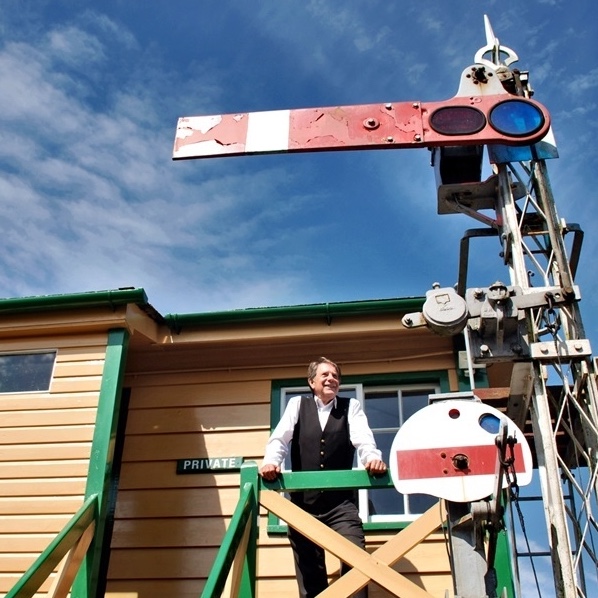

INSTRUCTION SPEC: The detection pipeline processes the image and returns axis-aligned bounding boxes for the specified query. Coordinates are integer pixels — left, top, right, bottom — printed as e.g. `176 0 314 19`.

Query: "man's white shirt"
262 394 382 468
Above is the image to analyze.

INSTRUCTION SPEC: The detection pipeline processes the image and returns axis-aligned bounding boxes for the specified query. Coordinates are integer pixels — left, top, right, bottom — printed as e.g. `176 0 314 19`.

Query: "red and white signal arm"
389 400 533 503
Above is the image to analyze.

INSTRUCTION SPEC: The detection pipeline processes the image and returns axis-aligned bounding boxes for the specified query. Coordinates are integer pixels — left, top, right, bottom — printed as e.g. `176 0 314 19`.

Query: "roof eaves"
164 296 425 332
0 287 159 318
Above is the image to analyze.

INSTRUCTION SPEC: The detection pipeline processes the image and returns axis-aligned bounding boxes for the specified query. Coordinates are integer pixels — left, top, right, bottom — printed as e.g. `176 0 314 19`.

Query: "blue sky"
0 0 595 339
0 2 595 594
0 0 598 356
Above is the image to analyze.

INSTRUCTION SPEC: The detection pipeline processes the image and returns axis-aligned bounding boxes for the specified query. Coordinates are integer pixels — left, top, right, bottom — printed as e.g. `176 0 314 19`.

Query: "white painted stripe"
245 109 290 153
174 140 236 158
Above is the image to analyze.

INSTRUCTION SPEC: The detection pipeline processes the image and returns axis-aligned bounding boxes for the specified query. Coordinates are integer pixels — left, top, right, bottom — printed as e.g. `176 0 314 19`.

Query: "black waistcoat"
290 396 356 510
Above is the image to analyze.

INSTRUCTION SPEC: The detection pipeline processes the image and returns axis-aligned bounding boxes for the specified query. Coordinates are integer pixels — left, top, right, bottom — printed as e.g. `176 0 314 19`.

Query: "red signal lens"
429 106 486 136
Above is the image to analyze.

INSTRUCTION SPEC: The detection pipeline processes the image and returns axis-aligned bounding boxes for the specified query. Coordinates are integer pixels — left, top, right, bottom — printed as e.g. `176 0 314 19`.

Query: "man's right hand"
259 463 281 481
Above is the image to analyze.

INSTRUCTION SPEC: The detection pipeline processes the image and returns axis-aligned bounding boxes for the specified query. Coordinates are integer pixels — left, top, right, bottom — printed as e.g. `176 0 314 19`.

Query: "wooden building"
0 287 515 598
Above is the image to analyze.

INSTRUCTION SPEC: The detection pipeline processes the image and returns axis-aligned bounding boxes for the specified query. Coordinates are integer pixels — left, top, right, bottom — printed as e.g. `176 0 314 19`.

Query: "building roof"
0 287 425 329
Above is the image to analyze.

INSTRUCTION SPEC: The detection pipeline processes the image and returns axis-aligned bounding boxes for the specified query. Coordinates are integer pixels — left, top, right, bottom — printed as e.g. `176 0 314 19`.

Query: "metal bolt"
574 343 583 352
385 103 392 110
412 102 420 109
414 134 422 142
363 117 379 130
452 454 469 470
480 344 490 354
403 317 412 326
386 136 394 142
540 344 549 354
563 286 576 300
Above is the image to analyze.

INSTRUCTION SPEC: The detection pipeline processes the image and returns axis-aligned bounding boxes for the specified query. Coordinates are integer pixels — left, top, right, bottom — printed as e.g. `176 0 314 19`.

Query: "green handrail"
6 493 99 598
201 463 394 598
263 468 393 492
200 483 256 597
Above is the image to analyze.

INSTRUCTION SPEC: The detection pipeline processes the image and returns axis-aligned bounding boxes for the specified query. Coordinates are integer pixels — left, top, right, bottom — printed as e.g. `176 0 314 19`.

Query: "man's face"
309 362 340 404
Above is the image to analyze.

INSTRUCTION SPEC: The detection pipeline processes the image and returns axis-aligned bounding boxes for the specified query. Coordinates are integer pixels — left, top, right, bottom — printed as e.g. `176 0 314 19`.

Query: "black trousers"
287 499 368 598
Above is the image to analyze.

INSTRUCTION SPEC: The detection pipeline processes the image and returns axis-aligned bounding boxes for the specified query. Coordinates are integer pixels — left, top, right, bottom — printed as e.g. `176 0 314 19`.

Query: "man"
259 357 387 598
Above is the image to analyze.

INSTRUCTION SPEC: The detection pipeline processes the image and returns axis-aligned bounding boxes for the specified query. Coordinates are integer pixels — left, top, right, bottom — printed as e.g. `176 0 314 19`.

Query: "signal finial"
474 15 519 68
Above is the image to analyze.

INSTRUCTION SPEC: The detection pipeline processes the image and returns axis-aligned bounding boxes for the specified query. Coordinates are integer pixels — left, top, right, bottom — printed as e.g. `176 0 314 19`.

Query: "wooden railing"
202 462 446 598
6 494 98 598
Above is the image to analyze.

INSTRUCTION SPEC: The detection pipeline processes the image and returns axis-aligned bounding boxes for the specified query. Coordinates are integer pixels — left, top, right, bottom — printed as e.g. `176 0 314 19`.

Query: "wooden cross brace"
259 490 446 597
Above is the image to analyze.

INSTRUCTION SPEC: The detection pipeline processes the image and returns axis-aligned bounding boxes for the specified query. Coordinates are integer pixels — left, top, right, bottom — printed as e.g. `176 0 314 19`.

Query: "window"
360 386 438 522
0 351 56 393
277 377 442 524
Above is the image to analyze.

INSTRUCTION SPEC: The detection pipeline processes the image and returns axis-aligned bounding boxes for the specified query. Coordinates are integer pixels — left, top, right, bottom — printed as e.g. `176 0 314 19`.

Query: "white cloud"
0 11 324 313
0 0 596 334
47 26 106 68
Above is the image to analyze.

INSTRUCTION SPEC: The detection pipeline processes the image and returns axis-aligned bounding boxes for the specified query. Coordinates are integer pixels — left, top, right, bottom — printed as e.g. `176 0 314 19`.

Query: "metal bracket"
531 339 592 360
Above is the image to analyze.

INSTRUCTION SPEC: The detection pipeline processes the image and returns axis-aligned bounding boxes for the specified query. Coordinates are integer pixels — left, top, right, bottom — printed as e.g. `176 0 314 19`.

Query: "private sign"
176 456 244 474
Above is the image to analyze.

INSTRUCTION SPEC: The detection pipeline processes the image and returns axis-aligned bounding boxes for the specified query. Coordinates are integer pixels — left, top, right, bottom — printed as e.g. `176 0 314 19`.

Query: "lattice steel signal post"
173 16 598 598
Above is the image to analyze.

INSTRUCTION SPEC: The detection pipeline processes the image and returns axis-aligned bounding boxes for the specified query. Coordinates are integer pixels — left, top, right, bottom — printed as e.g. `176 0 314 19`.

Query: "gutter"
164 296 425 331
0 288 425 331
0 288 150 315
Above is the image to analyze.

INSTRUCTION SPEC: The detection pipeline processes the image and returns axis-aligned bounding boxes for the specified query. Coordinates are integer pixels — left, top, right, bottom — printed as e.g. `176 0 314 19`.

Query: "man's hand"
365 459 387 475
259 463 281 481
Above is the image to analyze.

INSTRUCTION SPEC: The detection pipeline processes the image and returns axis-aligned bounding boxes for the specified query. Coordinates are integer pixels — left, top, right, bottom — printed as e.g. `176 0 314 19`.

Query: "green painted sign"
177 456 244 474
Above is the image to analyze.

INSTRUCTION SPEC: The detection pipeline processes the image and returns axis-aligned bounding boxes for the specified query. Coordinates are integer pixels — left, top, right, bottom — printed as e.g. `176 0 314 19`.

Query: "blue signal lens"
489 100 545 137
429 106 486 136
479 413 501 434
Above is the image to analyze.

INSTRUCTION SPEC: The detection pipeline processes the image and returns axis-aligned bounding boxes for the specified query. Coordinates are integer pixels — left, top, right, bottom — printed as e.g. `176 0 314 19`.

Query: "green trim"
72 328 130 598
262 469 425 531
5 494 98 598
263 469 394 494
206 465 516 594
202 462 259 598
239 463 259 598
265 520 412 535
495 492 517 597
494 528 516 597
0 289 425 335
202 464 420 596
269 377 305 424
0 288 148 315
165 296 425 330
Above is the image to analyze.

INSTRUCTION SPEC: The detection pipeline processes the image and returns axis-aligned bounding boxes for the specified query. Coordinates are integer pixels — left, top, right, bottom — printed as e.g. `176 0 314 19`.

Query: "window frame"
359 383 442 523
267 370 451 533
0 349 57 394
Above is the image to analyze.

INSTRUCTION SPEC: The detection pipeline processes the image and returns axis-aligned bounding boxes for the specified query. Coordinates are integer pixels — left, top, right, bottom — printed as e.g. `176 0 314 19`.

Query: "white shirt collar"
314 395 336 410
